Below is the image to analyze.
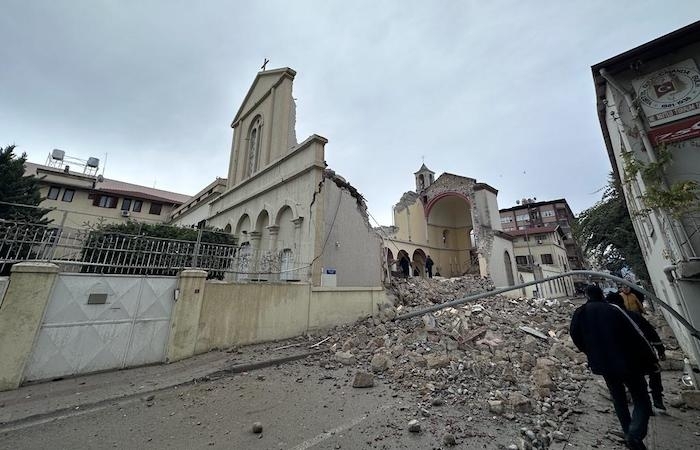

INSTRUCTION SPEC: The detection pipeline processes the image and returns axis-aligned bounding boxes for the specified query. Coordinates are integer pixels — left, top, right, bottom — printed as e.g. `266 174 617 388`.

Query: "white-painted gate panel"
24 274 176 382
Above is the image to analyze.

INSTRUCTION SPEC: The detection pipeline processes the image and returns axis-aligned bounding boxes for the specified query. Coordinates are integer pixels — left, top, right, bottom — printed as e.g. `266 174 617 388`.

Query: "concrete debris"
407 419 421 433
315 275 683 449
519 326 548 340
335 351 356 366
352 372 374 388
251 422 263 433
443 433 457 446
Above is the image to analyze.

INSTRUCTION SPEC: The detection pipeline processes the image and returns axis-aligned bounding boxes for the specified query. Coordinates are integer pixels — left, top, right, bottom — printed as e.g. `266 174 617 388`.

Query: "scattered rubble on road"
305 275 687 449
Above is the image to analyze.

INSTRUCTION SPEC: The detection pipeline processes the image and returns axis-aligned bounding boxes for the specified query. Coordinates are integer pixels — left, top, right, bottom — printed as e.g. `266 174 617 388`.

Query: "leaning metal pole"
394 270 700 341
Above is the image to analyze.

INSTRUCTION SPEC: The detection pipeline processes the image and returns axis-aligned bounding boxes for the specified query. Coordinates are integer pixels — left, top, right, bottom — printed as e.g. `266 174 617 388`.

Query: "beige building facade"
197 67 383 287
24 160 189 230
499 198 586 271
508 225 573 298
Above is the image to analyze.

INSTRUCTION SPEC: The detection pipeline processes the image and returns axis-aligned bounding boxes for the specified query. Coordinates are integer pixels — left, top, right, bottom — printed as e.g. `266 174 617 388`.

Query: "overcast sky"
2 1 698 226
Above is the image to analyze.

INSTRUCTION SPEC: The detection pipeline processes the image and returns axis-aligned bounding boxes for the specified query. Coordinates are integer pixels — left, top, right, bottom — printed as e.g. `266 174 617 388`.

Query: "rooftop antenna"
102 152 107 176
261 58 270 71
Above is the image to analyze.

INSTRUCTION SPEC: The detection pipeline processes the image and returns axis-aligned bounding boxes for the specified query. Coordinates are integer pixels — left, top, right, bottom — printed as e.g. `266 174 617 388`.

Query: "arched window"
247 116 263 177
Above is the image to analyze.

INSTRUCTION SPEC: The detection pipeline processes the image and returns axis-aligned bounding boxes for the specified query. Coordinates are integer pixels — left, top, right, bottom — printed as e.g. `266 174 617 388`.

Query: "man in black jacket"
570 285 657 450
606 292 667 414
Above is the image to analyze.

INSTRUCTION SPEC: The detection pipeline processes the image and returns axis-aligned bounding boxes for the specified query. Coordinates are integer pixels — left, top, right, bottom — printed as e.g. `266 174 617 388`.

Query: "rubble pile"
391 275 495 306
325 276 590 449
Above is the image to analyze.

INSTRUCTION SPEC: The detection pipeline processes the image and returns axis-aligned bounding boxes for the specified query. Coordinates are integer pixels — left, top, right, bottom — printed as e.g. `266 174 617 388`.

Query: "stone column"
267 225 280 281
0 262 59 391
292 218 304 282
166 269 207 363
249 231 262 280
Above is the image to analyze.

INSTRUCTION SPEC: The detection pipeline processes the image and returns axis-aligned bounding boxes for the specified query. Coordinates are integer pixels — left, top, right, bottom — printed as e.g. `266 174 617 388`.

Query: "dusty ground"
2 354 698 450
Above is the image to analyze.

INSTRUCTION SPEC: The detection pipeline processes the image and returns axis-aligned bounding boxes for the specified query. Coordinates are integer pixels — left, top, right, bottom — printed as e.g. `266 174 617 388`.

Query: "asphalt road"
2 353 699 450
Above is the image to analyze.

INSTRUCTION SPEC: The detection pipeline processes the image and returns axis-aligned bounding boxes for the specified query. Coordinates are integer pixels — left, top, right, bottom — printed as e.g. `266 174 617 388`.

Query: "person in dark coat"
606 292 667 413
570 285 657 450
426 256 434 278
399 257 410 277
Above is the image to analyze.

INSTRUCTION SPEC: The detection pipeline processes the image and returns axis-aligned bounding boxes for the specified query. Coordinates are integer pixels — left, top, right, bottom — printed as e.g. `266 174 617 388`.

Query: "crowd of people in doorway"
570 283 667 450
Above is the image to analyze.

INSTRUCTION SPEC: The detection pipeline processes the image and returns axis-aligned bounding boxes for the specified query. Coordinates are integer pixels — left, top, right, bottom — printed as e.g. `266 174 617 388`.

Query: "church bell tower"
414 163 435 192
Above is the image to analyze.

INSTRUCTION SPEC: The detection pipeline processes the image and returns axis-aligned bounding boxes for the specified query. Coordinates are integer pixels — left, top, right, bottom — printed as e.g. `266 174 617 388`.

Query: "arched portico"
425 192 474 277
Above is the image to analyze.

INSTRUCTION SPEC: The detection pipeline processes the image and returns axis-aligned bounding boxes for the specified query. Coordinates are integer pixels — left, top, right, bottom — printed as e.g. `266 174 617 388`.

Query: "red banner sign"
648 115 700 145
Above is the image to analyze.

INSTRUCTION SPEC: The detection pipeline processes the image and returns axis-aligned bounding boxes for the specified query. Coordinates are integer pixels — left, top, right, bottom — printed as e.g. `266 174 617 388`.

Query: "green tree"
0 144 51 222
575 173 649 280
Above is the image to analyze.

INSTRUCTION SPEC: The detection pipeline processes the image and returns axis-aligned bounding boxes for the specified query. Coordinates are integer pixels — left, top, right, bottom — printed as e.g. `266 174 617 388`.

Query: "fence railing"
0 219 308 280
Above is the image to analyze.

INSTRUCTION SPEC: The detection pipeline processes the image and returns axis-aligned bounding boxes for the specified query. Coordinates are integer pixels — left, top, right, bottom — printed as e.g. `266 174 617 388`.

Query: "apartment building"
507 225 574 298
24 153 189 230
499 198 586 271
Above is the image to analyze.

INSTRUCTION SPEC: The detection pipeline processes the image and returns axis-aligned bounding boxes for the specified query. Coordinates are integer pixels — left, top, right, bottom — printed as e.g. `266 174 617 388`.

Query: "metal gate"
24 274 176 382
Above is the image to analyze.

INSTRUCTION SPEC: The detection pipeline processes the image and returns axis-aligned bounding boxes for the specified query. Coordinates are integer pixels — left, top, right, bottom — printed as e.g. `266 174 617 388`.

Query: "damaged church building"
174 67 517 290
172 67 383 287
379 164 518 291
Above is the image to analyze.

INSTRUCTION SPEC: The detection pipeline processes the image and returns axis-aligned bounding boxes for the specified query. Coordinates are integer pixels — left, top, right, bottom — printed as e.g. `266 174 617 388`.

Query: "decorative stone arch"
397 249 410 277
504 250 515 286
234 214 252 240
255 209 271 232
385 248 396 274
412 248 427 277
274 201 300 225
424 191 472 218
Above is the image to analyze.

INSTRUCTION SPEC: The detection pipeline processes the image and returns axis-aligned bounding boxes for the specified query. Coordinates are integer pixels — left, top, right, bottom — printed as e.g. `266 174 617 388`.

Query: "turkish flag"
654 80 676 97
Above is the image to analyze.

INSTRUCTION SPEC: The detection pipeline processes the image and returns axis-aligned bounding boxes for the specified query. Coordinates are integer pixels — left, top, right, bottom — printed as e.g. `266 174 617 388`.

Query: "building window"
516 214 529 221
61 189 75 202
247 116 263 177
149 202 163 215
516 256 529 266
536 234 548 241
132 200 143 212
47 186 60 200
122 198 132 211
500 216 513 223
542 210 555 218
95 195 118 208
541 254 554 265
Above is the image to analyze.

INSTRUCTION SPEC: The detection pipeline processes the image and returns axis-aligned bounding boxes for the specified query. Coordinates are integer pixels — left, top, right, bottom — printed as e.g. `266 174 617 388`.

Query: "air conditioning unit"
120 210 130 217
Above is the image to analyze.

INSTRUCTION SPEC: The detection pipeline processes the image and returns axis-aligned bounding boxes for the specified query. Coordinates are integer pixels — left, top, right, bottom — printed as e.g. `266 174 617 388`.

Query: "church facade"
382 164 518 289
195 67 384 287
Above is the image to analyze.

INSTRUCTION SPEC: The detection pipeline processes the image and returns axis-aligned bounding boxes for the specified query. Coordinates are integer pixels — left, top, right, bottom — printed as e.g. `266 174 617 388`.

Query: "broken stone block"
335 351 356 365
352 372 374 388
407 419 421 433
508 392 533 413
252 422 263 433
370 353 391 373
488 400 504 415
443 433 457 446
533 369 554 390
681 390 700 409
425 354 450 368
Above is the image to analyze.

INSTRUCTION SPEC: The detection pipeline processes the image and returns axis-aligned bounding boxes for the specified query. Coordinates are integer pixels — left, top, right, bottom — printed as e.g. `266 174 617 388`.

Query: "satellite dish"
97 175 104 182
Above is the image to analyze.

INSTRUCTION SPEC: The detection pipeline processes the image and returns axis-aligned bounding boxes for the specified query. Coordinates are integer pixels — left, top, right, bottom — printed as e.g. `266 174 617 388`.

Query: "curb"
0 349 328 432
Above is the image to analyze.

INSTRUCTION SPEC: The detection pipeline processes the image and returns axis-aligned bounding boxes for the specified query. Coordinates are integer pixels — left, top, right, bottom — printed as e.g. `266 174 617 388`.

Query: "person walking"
620 285 645 314
399 257 410 278
606 292 667 414
426 255 434 278
570 285 658 450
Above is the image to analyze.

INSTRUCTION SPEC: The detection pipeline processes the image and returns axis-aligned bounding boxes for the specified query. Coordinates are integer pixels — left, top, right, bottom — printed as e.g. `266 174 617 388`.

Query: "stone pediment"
231 67 296 126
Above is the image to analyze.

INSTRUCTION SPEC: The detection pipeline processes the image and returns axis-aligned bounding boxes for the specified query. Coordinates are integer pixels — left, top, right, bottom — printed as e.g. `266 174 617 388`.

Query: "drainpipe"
599 68 696 260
